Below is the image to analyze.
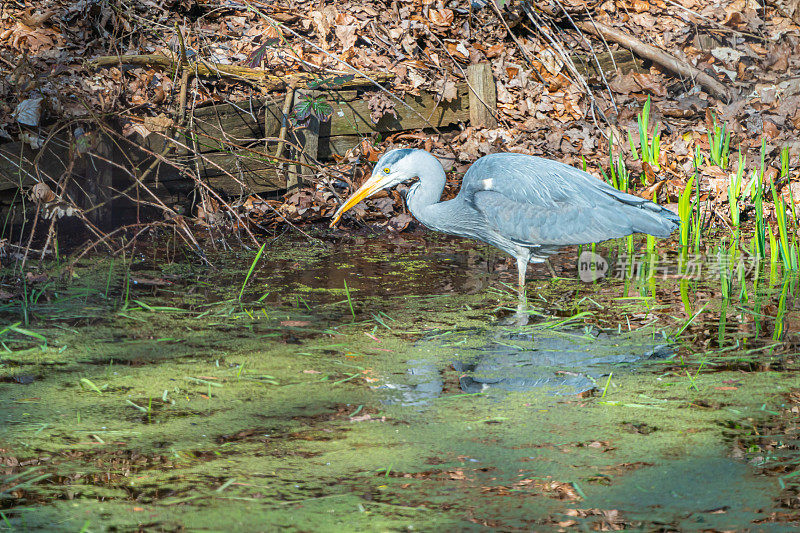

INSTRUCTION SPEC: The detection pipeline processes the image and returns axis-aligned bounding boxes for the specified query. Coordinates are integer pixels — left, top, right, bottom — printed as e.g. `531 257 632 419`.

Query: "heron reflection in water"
330 149 678 317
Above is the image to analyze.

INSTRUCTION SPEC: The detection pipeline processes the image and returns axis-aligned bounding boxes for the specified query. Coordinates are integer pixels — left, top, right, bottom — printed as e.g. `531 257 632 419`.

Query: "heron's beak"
329 173 392 227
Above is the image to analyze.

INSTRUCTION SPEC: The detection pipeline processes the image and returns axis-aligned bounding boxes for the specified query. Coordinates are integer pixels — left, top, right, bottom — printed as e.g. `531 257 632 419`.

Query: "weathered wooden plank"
141 85 470 162
139 97 282 156
1 82 473 209
187 150 285 195
321 90 359 103
0 140 73 192
194 97 282 151
324 83 470 136
318 135 361 160
188 82 471 143
467 62 497 129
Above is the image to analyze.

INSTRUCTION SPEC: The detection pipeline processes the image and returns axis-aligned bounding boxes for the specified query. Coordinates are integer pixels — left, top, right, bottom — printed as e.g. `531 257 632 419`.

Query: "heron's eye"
383 167 390 174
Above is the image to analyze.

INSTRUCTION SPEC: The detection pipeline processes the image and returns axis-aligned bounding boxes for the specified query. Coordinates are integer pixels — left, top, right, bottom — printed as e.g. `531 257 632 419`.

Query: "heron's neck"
406 152 446 216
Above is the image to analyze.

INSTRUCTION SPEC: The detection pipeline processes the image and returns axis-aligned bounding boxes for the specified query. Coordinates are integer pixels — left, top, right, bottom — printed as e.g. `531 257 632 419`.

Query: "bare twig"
69 222 187 266
580 6 619 73
119 127 320 243
426 31 511 131
488 1 546 85
274 86 296 160
662 0 763 40
175 24 191 125
549 0 618 114
522 4 609 130
244 2 443 135
85 144 204 251
19 202 41 271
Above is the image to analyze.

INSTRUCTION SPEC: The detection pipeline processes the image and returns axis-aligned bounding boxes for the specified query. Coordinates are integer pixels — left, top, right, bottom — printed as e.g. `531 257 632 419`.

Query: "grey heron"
330 148 679 298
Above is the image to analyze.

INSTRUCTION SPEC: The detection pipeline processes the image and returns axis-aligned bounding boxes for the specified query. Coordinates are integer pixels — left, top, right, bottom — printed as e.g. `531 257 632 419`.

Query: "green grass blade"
239 242 267 302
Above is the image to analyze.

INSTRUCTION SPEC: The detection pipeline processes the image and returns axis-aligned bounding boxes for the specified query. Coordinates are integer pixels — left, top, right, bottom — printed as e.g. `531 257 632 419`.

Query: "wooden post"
85 133 114 227
300 111 319 182
272 87 295 161
467 62 497 129
287 89 320 190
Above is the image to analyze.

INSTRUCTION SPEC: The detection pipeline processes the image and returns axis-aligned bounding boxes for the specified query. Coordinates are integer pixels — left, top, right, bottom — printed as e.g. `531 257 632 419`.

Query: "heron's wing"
472 192 635 245
461 153 678 246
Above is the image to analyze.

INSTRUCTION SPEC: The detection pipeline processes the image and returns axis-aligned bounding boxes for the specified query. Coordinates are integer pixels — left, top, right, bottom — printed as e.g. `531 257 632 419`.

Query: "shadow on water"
383 325 673 404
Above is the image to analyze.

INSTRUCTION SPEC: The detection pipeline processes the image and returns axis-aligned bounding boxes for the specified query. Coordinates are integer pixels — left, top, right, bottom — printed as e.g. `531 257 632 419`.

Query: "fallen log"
86 53 394 91
576 21 732 102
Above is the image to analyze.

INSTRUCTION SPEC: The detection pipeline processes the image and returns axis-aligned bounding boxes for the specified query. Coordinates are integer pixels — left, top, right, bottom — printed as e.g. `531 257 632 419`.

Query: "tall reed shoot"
770 183 794 270
768 226 779 284
752 139 767 259
728 151 745 237
773 278 791 341
678 174 695 247
707 114 731 169
239 242 266 303
716 241 731 304
602 136 630 192
629 96 661 170
692 145 703 253
726 151 745 261
776 146 800 270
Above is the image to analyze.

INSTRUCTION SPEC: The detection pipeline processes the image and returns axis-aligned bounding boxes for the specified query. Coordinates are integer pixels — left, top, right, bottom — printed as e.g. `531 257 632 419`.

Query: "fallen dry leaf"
349 414 386 422
437 79 458 102
13 96 43 126
280 320 311 327
334 25 358 51
30 181 56 203
428 8 454 27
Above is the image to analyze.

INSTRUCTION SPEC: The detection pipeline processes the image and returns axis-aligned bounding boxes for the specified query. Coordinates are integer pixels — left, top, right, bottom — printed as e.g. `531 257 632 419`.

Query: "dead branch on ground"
575 20 732 102
86 54 394 91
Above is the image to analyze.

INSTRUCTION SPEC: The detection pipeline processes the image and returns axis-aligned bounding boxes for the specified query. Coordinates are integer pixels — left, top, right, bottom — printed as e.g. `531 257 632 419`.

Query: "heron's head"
330 148 419 226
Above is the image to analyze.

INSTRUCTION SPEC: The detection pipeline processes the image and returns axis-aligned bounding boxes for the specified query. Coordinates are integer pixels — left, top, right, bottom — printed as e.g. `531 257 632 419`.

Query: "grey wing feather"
459 153 679 246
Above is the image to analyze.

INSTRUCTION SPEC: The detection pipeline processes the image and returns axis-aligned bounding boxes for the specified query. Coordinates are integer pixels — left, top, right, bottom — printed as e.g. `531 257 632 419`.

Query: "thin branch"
662 0 763 40
549 0 618 114
488 1 546 85
244 1 443 135
522 4 609 130
426 31 511 131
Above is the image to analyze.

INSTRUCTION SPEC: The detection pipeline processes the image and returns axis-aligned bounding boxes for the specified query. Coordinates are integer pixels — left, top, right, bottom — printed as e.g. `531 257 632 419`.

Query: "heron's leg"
516 254 529 299
544 258 558 279
513 299 529 326
512 253 530 326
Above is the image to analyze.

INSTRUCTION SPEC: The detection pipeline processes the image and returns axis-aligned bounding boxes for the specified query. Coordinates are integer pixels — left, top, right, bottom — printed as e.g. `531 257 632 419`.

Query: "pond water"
0 228 798 531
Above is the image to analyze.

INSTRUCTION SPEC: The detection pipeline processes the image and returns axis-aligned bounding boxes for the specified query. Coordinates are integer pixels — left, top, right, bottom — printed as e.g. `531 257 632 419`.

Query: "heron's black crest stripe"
379 149 415 168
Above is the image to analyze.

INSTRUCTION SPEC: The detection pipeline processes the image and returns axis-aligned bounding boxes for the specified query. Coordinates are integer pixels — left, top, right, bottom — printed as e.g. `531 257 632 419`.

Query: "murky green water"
1 229 798 531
